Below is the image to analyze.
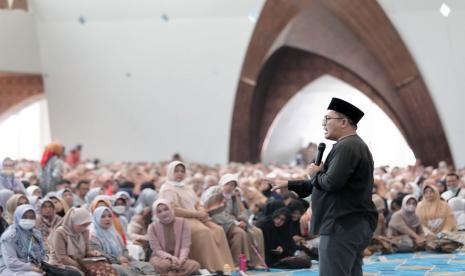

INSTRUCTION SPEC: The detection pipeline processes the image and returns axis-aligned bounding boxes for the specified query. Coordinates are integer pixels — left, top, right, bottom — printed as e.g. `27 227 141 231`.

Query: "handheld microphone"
315 143 326 166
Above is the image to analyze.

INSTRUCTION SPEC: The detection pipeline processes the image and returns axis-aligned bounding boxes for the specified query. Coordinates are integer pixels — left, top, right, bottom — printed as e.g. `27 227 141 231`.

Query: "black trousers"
319 218 373 276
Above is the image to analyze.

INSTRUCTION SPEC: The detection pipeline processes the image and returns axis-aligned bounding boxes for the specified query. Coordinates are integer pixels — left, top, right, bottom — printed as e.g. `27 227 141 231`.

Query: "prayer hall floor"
239 251 465 275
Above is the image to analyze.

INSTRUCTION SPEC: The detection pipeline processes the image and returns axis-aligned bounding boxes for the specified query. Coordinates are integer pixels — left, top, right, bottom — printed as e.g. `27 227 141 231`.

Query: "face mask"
405 205 416 212
223 192 233 200
113 206 126 215
19 219 36 230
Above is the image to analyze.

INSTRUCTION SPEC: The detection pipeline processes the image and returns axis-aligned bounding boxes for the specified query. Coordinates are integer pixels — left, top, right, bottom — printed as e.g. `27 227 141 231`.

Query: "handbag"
41 261 83 276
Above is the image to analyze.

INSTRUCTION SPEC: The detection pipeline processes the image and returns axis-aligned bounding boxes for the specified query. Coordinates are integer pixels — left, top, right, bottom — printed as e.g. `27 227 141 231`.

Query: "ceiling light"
248 11 258 23
440 3 451 17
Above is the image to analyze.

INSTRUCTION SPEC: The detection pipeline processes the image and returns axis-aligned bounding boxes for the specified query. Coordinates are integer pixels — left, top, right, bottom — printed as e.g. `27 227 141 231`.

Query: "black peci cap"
327 97 364 124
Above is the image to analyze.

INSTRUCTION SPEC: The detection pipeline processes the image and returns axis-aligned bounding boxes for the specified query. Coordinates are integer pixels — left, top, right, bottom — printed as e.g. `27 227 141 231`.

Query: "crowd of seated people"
0 143 464 275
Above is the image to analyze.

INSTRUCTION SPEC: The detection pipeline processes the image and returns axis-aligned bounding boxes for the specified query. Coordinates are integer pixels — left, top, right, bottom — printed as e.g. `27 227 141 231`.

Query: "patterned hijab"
90 206 124 256
0 204 46 263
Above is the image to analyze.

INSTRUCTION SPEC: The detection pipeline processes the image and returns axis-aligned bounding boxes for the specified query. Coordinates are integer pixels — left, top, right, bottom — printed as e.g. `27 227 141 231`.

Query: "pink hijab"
153 198 175 224
149 199 190 259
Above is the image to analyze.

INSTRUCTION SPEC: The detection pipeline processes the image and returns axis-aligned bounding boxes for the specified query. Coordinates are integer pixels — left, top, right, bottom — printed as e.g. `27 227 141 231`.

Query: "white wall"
378 0 465 167
261 75 416 167
0 10 41 73
0 99 51 160
32 0 264 164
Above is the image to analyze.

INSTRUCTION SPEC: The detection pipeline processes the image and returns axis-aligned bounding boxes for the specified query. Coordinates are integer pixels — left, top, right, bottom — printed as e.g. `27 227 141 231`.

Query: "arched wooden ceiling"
230 0 452 167
0 72 44 121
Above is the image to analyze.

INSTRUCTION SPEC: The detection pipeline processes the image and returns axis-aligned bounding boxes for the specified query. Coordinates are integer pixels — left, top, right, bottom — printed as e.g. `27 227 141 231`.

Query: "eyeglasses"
322 116 344 125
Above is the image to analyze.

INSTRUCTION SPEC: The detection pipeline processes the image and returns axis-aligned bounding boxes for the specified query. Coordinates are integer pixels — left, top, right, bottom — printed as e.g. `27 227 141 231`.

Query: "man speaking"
272 98 377 276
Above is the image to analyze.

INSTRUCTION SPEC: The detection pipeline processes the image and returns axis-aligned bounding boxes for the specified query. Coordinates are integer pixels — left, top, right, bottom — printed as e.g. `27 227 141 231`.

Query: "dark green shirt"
289 135 378 235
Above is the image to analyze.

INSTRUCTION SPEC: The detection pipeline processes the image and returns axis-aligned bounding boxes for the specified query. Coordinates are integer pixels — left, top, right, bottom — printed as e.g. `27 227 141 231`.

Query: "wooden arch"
229 0 452 166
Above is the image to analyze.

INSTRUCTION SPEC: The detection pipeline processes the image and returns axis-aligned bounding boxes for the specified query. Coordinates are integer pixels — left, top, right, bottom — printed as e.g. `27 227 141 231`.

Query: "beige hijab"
416 184 456 233
5 194 28 224
60 207 92 256
160 161 198 210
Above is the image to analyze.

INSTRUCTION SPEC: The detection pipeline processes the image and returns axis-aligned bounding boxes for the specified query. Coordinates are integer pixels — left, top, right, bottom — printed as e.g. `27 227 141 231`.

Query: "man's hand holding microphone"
270 142 326 191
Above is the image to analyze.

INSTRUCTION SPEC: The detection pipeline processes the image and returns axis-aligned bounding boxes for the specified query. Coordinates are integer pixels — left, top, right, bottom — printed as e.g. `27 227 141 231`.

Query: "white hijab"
165 161 186 188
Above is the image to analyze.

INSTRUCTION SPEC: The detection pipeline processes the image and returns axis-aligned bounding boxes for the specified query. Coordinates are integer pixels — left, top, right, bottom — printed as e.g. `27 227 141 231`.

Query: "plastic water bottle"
239 254 247 272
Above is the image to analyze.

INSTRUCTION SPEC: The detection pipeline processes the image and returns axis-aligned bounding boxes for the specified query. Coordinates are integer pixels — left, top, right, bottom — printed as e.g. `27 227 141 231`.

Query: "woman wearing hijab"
25 186 42 198
159 161 233 272
448 197 465 231
35 199 62 252
148 199 200 275
56 188 75 208
90 196 127 245
202 173 265 268
0 158 25 193
388 195 425 248
0 204 46 276
416 185 457 234
256 207 300 268
286 199 307 244
48 195 69 218
5 194 29 224
112 194 130 232
114 191 135 222
134 188 157 214
39 143 65 195
50 207 116 275
89 206 156 276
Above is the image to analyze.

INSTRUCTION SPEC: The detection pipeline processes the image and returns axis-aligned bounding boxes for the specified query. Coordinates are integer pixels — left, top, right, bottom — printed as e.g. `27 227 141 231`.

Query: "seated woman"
35 199 62 252
57 188 76 208
202 174 265 268
50 207 117 276
148 199 201 275
89 206 156 276
114 191 135 222
0 204 47 276
48 195 69 218
388 195 425 249
112 194 130 233
26 186 42 198
286 199 307 244
159 161 233 272
5 194 29 224
256 207 307 268
416 185 457 235
90 195 127 245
